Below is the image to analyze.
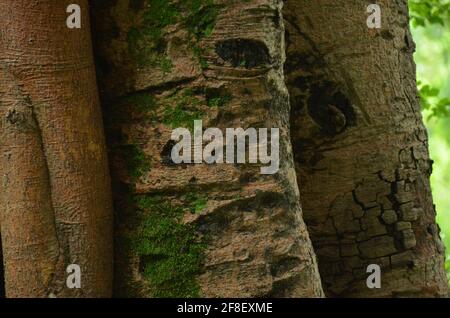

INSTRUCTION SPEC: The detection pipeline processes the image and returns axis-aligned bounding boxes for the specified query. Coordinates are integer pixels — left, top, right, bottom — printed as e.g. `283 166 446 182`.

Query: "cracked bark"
0 0 113 297
92 0 323 297
284 0 448 297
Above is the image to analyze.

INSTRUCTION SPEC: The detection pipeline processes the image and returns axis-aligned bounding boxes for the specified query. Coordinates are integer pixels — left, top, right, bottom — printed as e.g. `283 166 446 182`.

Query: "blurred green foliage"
410 0 450 284
418 81 450 119
410 0 450 26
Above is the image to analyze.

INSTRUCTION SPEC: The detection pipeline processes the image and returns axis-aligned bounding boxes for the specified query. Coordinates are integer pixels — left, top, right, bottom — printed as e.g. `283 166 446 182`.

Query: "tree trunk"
284 0 448 297
1 0 446 298
0 0 113 297
91 0 323 297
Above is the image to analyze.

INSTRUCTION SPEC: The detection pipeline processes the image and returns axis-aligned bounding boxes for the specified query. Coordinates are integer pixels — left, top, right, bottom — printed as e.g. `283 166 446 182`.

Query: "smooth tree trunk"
92 0 323 297
0 0 113 297
284 0 448 297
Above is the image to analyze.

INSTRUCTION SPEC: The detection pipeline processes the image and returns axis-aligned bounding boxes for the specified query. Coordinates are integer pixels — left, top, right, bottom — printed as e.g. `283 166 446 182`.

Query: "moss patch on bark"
129 194 207 297
122 143 152 183
127 0 221 70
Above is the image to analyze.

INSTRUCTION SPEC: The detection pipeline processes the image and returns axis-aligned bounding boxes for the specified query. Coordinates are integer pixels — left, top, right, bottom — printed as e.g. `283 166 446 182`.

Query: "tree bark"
1 0 446 298
92 0 323 297
284 0 448 297
0 0 113 297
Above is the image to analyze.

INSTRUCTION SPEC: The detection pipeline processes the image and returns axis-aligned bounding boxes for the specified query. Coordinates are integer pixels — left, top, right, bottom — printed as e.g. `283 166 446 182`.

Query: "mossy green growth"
121 93 157 114
127 0 221 70
127 26 174 71
122 143 151 182
162 89 204 130
192 45 209 70
131 195 205 297
184 1 221 40
206 93 232 108
185 192 208 213
185 0 221 69
159 57 174 73
127 0 179 69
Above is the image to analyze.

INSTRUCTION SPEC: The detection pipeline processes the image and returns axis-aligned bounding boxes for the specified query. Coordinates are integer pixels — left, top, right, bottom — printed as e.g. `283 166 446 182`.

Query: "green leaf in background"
418 81 450 119
410 0 450 27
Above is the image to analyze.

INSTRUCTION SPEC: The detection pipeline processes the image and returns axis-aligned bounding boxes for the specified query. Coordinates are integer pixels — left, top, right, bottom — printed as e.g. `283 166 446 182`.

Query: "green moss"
122 143 151 182
127 0 221 70
130 195 205 297
192 45 209 70
162 89 204 129
185 2 221 40
121 93 157 114
162 105 203 130
186 2 221 69
206 91 232 108
159 57 174 73
185 193 208 213
127 0 179 69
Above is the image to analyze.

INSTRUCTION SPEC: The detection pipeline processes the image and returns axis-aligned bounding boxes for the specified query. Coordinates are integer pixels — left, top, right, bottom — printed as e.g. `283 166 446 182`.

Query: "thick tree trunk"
284 0 448 297
92 0 323 297
0 0 113 297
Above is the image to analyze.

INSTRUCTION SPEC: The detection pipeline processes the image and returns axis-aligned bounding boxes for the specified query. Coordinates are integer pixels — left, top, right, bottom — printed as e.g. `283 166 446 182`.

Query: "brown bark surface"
284 0 448 297
92 0 323 297
0 0 113 297
0 0 446 298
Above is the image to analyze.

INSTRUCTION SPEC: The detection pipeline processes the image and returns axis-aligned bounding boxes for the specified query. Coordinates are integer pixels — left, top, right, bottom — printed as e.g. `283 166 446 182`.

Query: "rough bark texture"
284 0 448 297
92 0 323 297
0 0 113 297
